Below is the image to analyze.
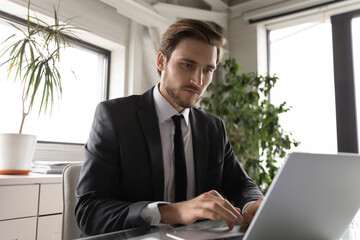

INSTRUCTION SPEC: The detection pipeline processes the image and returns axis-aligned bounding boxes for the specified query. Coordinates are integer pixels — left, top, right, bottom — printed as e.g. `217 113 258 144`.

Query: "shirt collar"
153 83 190 126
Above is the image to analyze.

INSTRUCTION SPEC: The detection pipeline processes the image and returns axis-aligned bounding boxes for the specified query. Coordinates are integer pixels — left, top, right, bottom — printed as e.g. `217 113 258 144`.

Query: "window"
268 8 360 236
353 17 360 151
269 21 337 154
0 12 110 144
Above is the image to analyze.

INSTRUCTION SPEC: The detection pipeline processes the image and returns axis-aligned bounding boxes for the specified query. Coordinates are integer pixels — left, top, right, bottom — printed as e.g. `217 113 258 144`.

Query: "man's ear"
157 51 166 72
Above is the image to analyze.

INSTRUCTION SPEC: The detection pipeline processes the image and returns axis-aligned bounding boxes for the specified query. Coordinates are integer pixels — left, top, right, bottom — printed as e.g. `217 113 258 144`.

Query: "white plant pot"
0 133 37 175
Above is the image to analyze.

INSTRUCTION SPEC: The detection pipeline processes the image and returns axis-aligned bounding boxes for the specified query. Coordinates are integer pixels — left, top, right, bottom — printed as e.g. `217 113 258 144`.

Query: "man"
75 19 263 237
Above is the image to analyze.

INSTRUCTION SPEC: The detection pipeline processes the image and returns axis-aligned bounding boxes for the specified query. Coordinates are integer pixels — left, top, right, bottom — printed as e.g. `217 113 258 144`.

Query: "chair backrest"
62 163 82 240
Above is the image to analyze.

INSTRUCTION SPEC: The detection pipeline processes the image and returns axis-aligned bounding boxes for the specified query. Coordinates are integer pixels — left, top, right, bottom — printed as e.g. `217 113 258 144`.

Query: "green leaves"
200 58 299 193
0 1 79 133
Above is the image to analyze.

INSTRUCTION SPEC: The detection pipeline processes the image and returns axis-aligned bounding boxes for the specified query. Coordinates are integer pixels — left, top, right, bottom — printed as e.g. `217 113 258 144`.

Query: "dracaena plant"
0 1 79 134
200 58 299 193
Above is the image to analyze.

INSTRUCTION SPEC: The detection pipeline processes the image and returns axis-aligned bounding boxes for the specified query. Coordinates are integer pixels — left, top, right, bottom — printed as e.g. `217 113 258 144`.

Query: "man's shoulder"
191 108 223 125
100 87 154 110
103 95 141 107
94 95 142 120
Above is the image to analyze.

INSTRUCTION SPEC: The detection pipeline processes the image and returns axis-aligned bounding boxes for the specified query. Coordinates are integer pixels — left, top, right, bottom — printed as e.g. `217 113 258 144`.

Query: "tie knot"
171 115 183 126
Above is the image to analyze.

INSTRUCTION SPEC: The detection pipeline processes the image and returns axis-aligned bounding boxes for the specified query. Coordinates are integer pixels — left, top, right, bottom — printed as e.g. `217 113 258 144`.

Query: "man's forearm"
76 196 151 236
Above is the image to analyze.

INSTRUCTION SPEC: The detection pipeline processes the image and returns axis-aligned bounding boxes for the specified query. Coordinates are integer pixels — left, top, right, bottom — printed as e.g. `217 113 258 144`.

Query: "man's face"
158 38 217 113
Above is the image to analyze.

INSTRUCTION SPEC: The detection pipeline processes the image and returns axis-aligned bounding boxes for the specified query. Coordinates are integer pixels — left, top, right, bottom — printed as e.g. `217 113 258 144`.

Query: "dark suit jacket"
75 87 263 236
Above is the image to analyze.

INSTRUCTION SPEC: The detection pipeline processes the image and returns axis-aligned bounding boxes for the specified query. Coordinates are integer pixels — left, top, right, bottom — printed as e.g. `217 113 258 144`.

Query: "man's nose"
190 68 203 87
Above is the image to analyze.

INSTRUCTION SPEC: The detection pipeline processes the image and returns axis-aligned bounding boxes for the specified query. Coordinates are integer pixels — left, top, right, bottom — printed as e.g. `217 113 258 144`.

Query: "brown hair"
158 19 226 75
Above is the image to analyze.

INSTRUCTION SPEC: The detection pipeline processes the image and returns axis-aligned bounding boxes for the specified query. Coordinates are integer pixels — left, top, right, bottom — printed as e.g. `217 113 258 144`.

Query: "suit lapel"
137 87 164 201
190 109 209 196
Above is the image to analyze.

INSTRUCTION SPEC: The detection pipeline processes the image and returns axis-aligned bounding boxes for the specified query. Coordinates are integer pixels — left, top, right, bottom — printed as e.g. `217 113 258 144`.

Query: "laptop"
166 152 360 240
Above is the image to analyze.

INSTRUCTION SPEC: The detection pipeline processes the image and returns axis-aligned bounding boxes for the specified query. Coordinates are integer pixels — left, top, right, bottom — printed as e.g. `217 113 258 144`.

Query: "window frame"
331 9 360 153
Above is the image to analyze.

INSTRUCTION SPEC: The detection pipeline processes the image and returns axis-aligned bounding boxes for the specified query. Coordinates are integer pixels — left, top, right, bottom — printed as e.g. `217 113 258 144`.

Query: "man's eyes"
203 68 213 74
181 62 214 74
182 62 192 68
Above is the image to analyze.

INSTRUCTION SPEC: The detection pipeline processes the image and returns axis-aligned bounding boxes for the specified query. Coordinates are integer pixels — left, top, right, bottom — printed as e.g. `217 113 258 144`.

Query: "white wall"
142 26 160 92
228 16 267 74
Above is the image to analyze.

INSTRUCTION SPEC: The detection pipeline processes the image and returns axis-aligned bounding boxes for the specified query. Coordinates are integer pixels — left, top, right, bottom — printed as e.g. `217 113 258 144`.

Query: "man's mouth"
183 86 201 95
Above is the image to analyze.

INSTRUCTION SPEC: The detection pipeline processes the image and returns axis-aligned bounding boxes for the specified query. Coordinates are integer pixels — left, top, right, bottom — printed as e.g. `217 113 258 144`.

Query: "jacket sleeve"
220 120 264 210
75 102 150 236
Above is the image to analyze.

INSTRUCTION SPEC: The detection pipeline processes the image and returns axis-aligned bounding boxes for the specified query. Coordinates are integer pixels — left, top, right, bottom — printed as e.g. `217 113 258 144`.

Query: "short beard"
165 84 200 109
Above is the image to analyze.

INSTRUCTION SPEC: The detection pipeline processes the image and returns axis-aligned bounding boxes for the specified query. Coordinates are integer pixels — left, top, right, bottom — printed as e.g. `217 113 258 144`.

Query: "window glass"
350 17 360 237
353 17 360 152
269 20 337 154
0 16 107 144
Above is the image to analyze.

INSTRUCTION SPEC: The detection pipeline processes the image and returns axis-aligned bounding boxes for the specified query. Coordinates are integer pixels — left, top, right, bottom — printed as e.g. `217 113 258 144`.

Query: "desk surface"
0 173 62 185
77 220 241 240
77 216 360 240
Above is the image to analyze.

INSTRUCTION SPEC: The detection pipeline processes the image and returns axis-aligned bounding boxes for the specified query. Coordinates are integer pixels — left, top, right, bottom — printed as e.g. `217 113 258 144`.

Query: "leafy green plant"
201 58 299 193
0 1 79 133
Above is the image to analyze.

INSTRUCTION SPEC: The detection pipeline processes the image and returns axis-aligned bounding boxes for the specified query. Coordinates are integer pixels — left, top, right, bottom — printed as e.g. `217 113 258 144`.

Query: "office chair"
62 163 82 240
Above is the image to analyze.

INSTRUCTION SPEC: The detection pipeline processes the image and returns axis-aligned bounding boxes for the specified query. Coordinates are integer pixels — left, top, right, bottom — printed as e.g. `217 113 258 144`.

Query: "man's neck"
158 84 184 113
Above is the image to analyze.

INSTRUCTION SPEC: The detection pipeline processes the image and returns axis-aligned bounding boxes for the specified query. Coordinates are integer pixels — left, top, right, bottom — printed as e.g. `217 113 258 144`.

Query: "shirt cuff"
140 201 170 225
242 201 256 214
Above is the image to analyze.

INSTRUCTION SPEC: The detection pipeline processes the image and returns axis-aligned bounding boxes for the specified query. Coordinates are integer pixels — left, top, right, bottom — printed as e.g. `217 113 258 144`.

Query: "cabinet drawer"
39 183 62 215
37 214 62 240
0 217 37 240
0 185 39 220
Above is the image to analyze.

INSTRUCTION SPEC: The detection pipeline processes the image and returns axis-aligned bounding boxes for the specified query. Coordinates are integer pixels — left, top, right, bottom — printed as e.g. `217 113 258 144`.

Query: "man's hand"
242 198 263 224
158 190 243 230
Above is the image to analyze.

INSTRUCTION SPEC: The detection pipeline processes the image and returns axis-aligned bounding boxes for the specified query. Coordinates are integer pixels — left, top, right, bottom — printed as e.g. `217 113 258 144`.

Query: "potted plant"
0 1 79 175
201 58 299 193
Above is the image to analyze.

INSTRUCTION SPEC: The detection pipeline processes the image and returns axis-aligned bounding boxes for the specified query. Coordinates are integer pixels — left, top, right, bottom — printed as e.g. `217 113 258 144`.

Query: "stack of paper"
31 161 82 174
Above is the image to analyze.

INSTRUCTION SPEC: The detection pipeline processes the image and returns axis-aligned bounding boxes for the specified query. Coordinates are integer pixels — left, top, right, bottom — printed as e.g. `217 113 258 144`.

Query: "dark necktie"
171 115 187 202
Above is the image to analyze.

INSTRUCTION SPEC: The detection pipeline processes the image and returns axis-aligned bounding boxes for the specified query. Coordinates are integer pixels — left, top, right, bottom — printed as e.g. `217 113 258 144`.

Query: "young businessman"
75 19 263 236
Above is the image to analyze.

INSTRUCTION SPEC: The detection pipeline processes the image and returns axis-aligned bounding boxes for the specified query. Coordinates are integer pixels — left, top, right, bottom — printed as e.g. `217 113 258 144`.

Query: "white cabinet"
39 183 62 215
0 185 39 220
37 215 62 240
0 174 62 240
0 217 37 240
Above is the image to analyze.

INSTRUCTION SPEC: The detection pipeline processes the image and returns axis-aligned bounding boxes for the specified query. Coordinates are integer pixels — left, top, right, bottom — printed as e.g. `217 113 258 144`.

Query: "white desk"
0 173 63 240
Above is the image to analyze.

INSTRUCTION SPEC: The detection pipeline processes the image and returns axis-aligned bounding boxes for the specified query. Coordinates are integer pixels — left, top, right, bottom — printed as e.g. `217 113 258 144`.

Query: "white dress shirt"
140 84 195 224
